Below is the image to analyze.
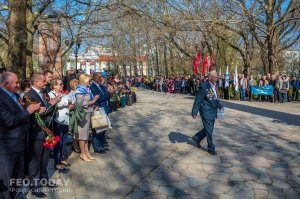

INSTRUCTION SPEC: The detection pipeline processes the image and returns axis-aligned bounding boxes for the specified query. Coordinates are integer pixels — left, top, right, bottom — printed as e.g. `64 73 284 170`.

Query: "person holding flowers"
25 72 60 198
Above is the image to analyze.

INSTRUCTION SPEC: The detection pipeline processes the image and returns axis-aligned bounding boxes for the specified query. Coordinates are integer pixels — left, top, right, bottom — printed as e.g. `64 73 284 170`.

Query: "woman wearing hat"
75 74 99 161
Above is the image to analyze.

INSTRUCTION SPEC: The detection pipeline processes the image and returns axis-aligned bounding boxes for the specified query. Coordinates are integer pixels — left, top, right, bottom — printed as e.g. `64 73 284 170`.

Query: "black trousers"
0 151 25 199
27 140 50 191
193 117 216 152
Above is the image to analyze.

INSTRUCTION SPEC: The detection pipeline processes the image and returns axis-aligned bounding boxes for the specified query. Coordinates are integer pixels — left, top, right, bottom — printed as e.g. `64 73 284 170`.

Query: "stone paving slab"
28 89 300 199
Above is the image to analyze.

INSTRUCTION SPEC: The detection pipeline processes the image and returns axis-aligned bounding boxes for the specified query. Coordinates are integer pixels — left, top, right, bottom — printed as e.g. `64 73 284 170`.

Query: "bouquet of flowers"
35 112 60 149
23 95 60 149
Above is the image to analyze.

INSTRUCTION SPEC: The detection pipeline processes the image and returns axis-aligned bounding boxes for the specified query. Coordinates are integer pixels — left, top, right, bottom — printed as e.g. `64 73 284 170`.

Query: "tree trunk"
26 0 34 78
7 0 27 78
243 57 250 77
122 63 127 76
0 56 6 69
155 43 159 75
140 61 143 76
163 43 168 77
133 64 138 76
169 47 175 75
267 38 273 74
261 52 267 74
129 64 132 76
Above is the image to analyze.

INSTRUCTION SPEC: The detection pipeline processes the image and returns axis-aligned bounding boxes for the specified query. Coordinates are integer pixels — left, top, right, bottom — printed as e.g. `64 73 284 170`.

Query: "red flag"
193 50 201 75
209 55 214 72
202 55 208 76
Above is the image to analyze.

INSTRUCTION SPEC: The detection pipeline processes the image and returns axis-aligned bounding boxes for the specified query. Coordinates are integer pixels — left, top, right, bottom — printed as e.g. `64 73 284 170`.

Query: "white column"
86 62 90 75
66 62 71 70
96 61 100 72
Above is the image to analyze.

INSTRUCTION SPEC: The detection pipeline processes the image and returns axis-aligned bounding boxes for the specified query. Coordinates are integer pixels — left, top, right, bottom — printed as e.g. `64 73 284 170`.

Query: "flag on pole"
193 50 201 75
225 64 229 88
209 55 214 72
202 55 208 76
234 65 239 91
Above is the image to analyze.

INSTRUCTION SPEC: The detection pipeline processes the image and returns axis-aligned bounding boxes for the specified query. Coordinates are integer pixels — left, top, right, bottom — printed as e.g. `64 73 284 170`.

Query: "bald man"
191 70 224 155
0 72 41 199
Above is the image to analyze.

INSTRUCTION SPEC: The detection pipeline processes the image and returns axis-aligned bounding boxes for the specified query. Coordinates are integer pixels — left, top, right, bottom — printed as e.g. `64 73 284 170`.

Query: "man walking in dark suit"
191 70 223 155
90 72 111 154
0 72 41 199
26 73 60 198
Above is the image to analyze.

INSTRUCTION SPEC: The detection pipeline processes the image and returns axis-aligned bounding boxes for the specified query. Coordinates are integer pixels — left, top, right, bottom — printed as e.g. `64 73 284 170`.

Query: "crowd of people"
132 73 300 103
0 68 299 198
0 69 137 198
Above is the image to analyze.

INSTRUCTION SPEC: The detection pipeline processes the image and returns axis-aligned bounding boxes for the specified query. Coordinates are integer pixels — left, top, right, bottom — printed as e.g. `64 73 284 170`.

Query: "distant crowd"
129 73 300 103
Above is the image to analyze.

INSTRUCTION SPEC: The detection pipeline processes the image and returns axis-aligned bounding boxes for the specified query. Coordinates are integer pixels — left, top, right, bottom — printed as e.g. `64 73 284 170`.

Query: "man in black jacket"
90 72 111 153
0 72 41 199
191 71 223 155
26 73 60 198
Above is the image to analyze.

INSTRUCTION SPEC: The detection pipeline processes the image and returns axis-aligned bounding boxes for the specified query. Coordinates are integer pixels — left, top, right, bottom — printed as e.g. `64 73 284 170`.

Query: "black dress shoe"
103 140 109 144
46 183 59 188
55 165 69 173
32 191 47 198
192 136 201 148
208 151 218 155
94 148 107 154
103 142 109 146
61 161 71 167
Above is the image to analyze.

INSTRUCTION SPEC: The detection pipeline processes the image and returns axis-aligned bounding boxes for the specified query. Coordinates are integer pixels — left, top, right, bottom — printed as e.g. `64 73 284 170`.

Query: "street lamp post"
65 38 81 69
75 39 81 69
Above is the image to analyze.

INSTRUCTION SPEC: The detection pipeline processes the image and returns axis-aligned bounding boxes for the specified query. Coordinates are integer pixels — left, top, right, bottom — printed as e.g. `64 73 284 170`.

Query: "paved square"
28 89 300 199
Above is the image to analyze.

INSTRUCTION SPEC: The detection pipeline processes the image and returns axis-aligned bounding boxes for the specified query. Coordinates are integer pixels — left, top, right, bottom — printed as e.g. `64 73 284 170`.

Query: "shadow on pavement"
222 101 300 126
168 131 194 146
183 95 300 126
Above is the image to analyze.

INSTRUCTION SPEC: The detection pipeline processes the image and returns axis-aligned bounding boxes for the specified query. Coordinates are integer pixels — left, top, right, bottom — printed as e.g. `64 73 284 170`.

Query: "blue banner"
251 85 273 96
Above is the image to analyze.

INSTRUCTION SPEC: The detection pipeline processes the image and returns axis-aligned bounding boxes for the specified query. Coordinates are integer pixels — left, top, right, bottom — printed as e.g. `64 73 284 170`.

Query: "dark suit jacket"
0 87 30 153
191 80 223 120
90 82 111 114
26 88 54 140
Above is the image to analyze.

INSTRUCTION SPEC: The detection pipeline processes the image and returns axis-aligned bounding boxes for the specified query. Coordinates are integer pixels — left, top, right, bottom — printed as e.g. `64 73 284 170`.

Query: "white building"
67 46 148 75
284 50 300 63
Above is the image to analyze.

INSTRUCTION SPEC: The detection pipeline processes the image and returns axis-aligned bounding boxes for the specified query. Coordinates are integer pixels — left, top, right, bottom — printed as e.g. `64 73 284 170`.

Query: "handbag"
91 108 109 129
95 108 112 134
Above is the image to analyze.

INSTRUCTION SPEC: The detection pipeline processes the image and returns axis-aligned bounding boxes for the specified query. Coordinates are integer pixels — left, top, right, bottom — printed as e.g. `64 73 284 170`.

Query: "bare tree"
7 0 27 76
235 0 300 73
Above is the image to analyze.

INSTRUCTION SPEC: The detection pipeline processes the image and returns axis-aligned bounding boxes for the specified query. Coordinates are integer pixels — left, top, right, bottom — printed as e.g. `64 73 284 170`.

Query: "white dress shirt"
32 86 47 104
209 81 218 99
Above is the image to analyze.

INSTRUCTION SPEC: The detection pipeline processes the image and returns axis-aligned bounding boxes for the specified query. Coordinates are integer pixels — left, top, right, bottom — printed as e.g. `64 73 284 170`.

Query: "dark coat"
191 80 223 120
90 82 111 114
0 87 30 153
26 88 54 140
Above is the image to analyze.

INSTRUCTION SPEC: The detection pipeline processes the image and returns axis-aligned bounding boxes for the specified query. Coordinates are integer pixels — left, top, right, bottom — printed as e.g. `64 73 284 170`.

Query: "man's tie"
40 91 47 104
